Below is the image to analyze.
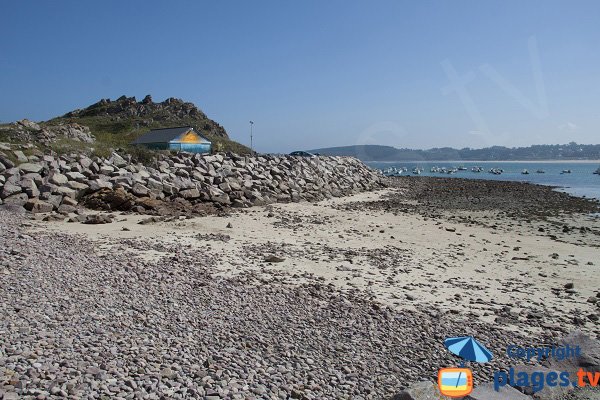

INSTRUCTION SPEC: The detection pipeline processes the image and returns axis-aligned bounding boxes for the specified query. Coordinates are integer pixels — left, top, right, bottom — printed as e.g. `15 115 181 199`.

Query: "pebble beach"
2 176 599 399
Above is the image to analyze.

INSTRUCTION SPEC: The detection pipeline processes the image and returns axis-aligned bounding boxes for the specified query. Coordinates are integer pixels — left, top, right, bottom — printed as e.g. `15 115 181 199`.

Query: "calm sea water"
366 161 600 200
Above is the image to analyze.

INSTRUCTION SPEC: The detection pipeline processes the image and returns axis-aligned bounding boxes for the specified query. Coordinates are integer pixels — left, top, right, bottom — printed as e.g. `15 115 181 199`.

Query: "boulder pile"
0 147 383 216
0 120 95 145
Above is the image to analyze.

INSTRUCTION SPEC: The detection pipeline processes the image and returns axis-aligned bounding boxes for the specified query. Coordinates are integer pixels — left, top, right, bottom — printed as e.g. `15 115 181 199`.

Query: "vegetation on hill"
0 95 251 157
308 143 600 161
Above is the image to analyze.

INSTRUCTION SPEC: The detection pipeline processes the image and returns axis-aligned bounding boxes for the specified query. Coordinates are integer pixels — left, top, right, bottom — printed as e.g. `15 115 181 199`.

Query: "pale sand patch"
33 188 600 335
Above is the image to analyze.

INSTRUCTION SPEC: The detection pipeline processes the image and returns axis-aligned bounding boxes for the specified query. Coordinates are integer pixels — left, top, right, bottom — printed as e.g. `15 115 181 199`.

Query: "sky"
1 1 600 153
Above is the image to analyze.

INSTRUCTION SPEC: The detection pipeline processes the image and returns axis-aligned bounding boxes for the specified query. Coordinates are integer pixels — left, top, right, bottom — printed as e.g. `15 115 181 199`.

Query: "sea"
365 161 600 201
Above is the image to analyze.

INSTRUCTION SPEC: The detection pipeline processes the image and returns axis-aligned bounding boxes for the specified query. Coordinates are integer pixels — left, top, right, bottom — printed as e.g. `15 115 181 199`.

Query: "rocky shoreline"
0 148 383 219
383 176 600 216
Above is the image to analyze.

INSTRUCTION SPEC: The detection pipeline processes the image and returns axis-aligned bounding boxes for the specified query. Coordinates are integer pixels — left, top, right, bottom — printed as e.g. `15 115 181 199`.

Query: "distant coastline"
367 159 600 164
308 143 600 162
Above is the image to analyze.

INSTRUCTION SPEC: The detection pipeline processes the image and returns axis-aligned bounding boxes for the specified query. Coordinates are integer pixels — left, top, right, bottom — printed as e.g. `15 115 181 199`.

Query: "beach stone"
2 392 19 400
13 150 28 162
45 194 63 209
83 214 113 224
57 204 77 214
162 182 178 195
56 186 77 198
390 381 452 400
21 179 40 198
50 173 69 185
146 178 163 191
67 180 89 194
79 157 92 169
100 165 114 175
3 193 28 206
84 188 135 211
25 199 54 213
209 188 230 204
18 162 43 174
22 172 42 184
180 188 200 199
110 152 128 167
66 171 87 181
132 183 150 196
1 182 22 199
264 255 285 263
88 179 113 192
0 154 15 168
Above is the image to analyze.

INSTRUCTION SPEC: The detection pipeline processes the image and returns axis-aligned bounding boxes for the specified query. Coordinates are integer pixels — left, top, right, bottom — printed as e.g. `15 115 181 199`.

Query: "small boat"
382 166 407 176
489 168 502 175
457 166 467 171
412 167 422 175
536 169 545 173
593 166 600 175
471 166 483 173
561 169 572 174
521 169 529 175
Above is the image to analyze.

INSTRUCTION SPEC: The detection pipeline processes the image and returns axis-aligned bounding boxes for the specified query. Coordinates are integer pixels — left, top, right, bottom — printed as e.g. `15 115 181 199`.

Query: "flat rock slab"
546 331 600 376
18 162 43 173
466 382 532 400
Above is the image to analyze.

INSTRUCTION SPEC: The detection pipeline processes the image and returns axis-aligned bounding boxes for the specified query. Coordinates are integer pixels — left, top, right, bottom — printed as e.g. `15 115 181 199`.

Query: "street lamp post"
249 121 254 153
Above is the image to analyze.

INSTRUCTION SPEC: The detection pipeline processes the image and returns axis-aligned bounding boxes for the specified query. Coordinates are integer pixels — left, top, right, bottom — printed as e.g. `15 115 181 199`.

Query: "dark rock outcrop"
61 95 229 138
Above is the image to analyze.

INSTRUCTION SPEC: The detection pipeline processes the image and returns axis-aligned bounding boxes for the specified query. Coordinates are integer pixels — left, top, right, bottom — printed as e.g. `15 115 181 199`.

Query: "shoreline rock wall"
0 149 384 216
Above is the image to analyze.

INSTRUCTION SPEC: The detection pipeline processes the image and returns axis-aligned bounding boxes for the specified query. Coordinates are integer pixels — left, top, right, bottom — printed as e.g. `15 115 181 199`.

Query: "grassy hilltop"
0 95 251 158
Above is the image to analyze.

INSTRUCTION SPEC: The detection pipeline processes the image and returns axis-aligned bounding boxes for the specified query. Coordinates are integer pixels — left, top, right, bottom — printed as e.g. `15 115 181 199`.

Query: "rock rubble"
0 147 383 217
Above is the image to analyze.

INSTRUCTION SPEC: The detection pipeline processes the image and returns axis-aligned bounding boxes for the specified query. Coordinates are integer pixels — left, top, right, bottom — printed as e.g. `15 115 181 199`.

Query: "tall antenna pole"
249 121 254 153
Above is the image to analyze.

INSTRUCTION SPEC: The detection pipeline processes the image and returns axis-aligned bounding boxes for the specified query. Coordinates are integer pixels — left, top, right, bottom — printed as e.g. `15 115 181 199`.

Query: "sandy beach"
36 177 600 337
3 176 600 399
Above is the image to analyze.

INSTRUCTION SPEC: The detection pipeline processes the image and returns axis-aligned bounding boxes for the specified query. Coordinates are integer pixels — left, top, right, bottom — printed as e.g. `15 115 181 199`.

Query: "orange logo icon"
438 368 473 397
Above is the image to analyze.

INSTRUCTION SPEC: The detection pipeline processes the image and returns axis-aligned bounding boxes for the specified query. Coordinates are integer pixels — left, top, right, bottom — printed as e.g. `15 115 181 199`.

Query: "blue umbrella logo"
445 336 493 364
444 336 493 388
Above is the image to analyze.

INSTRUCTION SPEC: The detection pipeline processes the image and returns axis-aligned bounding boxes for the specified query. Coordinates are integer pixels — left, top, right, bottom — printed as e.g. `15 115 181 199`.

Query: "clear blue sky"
1 1 599 152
